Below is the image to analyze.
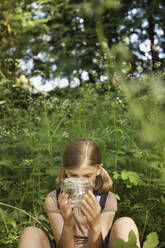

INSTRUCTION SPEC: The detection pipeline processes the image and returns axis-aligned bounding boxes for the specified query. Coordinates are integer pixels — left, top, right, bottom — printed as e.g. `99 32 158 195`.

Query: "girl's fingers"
59 192 68 201
87 190 98 205
59 196 73 222
66 198 72 208
81 199 97 220
58 192 66 202
83 191 100 212
58 193 70 208
82 198 92 211
83 194 94 209
81 203 93 220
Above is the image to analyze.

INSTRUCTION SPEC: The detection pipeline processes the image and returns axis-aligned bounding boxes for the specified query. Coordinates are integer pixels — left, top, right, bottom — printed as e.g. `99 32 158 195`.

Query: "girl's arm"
88 211 116 247
46 193 75 248
58 223 74 248
81 190 116 248
81 190 103 248
88 221 103 248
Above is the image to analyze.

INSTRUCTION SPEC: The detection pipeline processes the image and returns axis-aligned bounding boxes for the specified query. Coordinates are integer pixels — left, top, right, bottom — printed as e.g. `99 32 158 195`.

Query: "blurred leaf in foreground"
113 230 159 248
143 232 159 248
113 230 138 248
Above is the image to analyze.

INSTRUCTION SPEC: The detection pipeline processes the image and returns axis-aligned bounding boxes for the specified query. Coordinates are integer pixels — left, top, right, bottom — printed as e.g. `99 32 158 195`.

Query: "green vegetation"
0 0 165 247
0 78 165 247
114 230 159 248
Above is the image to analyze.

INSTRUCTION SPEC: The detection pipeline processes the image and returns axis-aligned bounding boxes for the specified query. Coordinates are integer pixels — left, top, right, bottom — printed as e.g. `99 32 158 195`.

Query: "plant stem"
0 208 9 233
140 209 148 244
0 202 50 233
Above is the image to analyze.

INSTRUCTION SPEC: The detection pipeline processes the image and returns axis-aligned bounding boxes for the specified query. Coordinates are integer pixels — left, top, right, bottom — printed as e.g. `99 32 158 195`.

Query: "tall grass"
0 80 165 247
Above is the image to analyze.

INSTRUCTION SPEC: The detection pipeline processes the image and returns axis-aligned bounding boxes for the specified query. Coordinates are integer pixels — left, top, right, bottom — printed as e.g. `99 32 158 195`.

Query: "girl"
19 138 140 248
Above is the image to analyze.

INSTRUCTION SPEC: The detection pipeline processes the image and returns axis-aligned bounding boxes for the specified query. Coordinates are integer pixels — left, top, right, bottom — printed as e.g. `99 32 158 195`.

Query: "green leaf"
121 170 128 180
143 232 159 248
113 238 127 248
113 231 138 248
128 230 137 246
121 170 141 186
160 195 165 205
113 171 120 180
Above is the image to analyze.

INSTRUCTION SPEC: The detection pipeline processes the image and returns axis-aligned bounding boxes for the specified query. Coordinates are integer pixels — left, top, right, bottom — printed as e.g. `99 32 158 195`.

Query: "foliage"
0 73 165 247
1 0 165 84
0 0 49 78
113 231 159 248
0 1 165 247
143 232 159 248
113 230 139 248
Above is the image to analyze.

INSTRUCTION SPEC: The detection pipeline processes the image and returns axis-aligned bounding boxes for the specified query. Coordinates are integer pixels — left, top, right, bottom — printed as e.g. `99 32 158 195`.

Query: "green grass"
0 78 165 247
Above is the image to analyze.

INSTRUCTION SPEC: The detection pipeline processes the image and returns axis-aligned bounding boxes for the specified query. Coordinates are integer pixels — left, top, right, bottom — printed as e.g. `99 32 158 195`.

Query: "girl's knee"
110 217 140 247
22 226 43 235
19 226 50 248
111 217 139 238
113 217 136 228
20 226 47 242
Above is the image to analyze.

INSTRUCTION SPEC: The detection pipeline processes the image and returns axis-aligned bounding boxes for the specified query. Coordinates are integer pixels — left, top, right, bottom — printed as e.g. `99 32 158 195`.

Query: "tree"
117 0 165 74
1 0 165 88
0 0 49 79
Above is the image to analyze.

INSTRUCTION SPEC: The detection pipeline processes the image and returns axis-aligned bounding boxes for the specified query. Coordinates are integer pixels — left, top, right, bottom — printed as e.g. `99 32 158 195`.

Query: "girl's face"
64 163 102 186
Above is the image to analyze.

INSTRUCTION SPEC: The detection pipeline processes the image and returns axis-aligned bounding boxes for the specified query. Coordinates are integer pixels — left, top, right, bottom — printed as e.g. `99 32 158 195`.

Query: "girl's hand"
58 192 75 228
81 190 101 232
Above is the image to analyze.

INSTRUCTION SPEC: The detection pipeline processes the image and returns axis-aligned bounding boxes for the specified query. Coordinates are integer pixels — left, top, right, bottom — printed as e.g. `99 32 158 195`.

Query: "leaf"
11 220 17 229
127 230 137 246
113 238 127 248
115 194 120 201
113 171 120 180
160 195 165 205
121 170 129 180
121 170 141 186
113 231 138 248
143 232 159 248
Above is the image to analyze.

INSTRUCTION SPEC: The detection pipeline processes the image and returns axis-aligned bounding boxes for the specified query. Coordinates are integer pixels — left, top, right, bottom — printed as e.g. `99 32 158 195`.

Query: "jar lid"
62 178 93 187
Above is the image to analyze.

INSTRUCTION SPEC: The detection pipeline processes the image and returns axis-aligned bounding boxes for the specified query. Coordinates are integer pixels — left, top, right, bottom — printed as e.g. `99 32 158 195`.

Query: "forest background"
0 0 165 247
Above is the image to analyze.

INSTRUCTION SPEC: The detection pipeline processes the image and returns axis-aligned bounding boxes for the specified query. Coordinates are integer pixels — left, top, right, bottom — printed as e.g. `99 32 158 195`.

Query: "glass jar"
61 178 93 208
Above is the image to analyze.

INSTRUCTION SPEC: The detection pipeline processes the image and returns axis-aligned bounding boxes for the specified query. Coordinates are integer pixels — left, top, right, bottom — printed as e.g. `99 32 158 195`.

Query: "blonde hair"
56 139 112 193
